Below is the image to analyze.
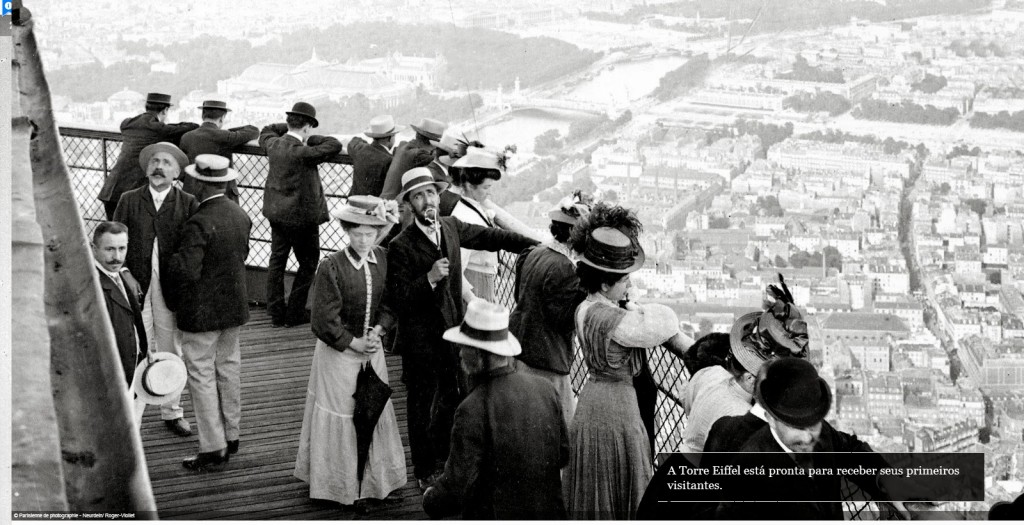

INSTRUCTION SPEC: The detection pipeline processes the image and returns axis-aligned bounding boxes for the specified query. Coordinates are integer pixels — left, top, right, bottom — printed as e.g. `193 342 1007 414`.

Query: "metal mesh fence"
61 127 873 518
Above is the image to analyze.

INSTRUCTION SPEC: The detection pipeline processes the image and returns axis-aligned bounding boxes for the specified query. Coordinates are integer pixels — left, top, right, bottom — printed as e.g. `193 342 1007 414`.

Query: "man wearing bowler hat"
385 167 538 491
344 114 401 197
113 142 199 437
379 117 447 200
168 154 252 471
99 92 199 220
715 358 908 520
423 299 568 519
259 102 343 327
179 100 259 204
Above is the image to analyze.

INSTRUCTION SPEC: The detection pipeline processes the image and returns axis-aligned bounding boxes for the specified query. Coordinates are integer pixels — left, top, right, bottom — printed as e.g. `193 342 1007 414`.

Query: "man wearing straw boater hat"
90 221 149 428
385 167 539 491
423 299 568 519
379 117 447 200
259 102 343 328
112 142 198 438
168 154 252 471
179 99 259 204
99 92 200 220
509 192 592 427
345 114 402 197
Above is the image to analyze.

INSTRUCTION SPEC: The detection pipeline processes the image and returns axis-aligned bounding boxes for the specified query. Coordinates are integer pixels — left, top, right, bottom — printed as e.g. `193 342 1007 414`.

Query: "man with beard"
384 167 538 491
113 142 199 437
98 92 199 220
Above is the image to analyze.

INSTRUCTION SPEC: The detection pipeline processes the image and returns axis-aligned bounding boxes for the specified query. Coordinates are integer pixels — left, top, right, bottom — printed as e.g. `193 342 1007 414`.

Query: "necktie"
113 273 129 302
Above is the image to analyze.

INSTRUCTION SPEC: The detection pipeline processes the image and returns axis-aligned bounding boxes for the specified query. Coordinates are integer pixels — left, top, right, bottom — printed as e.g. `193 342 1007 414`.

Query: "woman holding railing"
563 204 691 520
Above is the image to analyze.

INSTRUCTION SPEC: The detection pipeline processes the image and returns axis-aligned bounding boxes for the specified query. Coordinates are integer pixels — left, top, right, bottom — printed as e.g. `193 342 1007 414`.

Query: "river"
474 56 689 155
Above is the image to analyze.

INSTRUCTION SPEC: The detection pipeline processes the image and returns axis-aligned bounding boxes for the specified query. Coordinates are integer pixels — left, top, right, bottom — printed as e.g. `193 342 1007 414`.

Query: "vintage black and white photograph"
8 0 1024 521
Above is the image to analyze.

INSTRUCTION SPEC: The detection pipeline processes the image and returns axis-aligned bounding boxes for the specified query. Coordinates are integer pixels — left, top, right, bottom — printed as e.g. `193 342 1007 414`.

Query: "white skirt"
294 339 407 504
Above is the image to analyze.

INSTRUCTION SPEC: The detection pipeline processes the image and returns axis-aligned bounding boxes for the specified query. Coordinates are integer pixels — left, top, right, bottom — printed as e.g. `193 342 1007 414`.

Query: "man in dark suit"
509 196 590 427
113 142 199 438
178 100 259 204
378 118 446 200
345 114 399 197
424 300 568 519
259 102 343 327
91 221 148 426
98 92 199 220
715 358 908 520
168 155 252 472
385 167 539 490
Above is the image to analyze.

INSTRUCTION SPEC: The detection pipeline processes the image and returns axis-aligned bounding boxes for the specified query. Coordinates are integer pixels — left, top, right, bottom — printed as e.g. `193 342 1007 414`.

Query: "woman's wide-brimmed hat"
145 92 173 107
132 352 188 405
729 311 775 375
578 227 645 273
185 154 240 183
443 299 521 357
409 118 446 142
396 167 449 202
138 142 188 171
756 357 831 428
333 195 390 227
452 146 502 173
549 192 593 225
364 114 403 138
197 99 231 111
286 101 319 128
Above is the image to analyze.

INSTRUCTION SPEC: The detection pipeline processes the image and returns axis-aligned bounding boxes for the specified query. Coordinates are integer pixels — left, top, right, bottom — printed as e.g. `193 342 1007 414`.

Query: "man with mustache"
91 220 148 428
98 92 199 220
113 142 199 437
384 167 539 492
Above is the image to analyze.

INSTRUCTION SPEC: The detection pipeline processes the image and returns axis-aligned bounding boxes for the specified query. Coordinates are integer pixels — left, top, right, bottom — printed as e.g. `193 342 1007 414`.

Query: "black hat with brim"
756 357 831 429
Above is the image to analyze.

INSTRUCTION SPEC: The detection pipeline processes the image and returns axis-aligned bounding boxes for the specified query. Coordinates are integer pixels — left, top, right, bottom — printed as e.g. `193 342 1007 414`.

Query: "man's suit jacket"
179 122 259 203
385 216 538 356
424 364 568 519
346 137 393 197
168 196 252 333
702 411 767 461
715 422 887 520
98 267 148 385
259 124 342 226
379 136 432 200
113 185 199 311
98 111 198 206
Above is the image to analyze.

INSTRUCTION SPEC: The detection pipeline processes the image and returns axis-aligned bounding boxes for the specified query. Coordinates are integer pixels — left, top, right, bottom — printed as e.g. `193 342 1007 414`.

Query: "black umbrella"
352 361 393 491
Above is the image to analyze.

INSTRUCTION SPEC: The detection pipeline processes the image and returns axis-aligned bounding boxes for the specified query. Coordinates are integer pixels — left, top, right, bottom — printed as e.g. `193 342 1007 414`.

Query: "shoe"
164 418 192 437
227 439 239 455
182 448 229 472
271 318 288 328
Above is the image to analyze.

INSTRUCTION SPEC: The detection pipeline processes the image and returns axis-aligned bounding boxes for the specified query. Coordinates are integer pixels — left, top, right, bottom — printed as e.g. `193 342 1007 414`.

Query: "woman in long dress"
294 196 406 506
563 217 690 520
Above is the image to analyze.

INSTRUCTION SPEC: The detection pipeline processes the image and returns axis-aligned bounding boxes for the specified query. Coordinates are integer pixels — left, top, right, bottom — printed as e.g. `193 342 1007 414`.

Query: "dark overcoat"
97 267 148 384
168 196 252 333
258 123 342 226
112 185 199 310
178 122 259 203
423 364 569 519
346 137 393 197
98 112 198 206
378 136 432 200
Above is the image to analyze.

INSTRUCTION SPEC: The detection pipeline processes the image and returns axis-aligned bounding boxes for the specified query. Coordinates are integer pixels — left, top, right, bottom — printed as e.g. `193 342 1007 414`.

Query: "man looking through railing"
259 102 343 328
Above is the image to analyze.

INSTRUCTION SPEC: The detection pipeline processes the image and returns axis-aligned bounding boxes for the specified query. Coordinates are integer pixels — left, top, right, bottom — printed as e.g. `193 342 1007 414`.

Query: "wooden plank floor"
139 307 427 520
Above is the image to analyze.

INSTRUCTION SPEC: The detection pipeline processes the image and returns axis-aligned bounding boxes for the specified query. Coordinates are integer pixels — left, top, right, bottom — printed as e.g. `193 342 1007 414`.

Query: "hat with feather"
729 273 809 374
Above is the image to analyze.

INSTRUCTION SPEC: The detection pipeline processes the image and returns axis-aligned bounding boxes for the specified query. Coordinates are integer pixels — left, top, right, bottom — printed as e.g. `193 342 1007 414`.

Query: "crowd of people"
93 92 920 520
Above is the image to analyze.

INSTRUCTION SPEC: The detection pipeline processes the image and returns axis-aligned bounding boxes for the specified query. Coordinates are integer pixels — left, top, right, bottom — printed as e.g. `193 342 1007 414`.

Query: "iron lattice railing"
59 126 878 519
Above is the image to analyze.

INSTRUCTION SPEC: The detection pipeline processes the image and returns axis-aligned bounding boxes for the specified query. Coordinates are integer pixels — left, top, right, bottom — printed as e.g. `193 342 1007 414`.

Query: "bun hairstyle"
569 201 643 256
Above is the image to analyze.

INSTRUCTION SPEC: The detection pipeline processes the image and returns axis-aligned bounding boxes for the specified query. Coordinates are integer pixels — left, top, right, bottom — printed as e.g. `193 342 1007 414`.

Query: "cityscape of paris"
19 0 1024 519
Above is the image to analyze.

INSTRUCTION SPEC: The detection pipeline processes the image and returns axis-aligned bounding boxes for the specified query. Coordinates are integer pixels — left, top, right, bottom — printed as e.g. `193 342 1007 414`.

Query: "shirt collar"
769 424 798 456
415 218 439 244
94 262 122 282
201 194 225 204
587 292 616 308
545 241 576 263
286 131 305 143
750 402 768 422
344 246 377 270
149 184 171 202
